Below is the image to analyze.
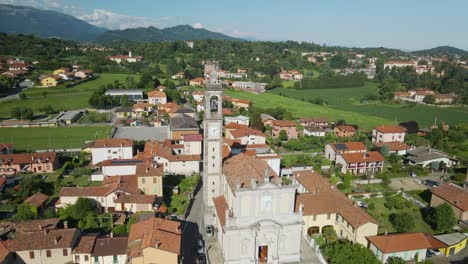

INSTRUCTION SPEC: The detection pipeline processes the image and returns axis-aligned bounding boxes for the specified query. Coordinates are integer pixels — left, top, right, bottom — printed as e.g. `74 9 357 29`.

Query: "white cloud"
193 22 203 29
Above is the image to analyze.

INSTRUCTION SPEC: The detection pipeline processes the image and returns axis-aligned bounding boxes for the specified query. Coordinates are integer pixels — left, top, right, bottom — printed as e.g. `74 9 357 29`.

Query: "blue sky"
1 0 467 50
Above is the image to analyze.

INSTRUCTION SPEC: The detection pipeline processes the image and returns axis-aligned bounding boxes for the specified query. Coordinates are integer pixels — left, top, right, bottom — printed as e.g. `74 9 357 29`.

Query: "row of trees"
295 71 367 89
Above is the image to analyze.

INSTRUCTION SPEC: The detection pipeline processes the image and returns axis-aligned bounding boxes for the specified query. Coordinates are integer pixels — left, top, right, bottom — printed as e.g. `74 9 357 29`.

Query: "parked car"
196 253 207 264
410 170 417 177
206 225 214 237
356 201 368 208
196 239 204 255
425 180 440 188
427 249 442 257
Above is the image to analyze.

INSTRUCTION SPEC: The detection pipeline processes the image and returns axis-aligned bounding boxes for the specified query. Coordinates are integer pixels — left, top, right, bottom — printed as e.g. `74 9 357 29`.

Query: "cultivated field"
0 73 140 118
0 126 112 151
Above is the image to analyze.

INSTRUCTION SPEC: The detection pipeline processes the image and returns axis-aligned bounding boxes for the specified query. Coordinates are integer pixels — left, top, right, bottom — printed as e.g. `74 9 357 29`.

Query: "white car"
206 225 214 237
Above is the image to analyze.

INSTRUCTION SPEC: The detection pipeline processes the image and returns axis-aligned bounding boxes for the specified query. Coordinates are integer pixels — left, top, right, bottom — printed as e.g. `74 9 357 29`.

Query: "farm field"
0 126 112 151
225 89 391 129
269 82 468 127
0 73 139 118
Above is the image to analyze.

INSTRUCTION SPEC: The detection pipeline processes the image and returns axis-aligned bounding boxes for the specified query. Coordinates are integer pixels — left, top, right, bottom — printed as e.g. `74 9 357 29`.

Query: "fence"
304 235 327 264
36 148 82 153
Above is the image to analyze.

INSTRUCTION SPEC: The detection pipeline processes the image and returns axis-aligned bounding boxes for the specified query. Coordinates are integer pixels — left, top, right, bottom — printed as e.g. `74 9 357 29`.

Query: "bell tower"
203 68 224 224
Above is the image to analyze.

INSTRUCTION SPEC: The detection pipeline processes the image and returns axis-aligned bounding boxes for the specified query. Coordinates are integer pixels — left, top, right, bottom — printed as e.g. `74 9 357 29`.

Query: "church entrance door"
258 245 268 263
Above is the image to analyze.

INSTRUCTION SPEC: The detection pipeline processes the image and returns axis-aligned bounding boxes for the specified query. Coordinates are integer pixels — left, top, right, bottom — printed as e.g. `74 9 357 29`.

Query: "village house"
23 192 49 214
271 120 298 139
132 103 154 117
169 113 200 139
335 151 385 175
334 125 356 137
431 233 468 256
261 114 277 127
0 152 58 175
434 93 457 104
224 115 250 126
8 62 31 71
105 89 143 101
324 142 367 162
114 194 157 213
91 236 128 264
5 228 80 264
294 170 378 246
107 51 142 63
171 72 185 79
373 141 412 155
157 102 181 117
212 153 302 263
279 70 303 80
298 117 329 129
431 183 468 222
115 108 133 119
367 233 431 263
383 60 417 70
372 125 406 143
127 217 182 264
74 69 93 79
40 75 61 87
72 234 97 264
303 126 326 137
226 127 266 145
406 146 458 168
53 68 70 75
189 77 205 86
148 90 167 105
224 96 251 110
88 138 134 165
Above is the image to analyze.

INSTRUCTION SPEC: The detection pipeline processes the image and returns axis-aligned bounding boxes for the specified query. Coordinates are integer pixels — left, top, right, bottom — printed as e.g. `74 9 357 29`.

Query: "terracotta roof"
223 153 279 190
2 218 60 233
182 134 203 141
223 109 233 115
59 186 114 197
225 123 248 130
222 144 232 160
192 91 204 95
93 237 128 256
190 77 205 83
0 241 10 263
89 138 133 148
329 142 367 152
213 195 231 226
424 234 447 249
100 175 140 195
133 103 152 110
73 234 97 254
128 217 181 258
340 151 384 163
230 128 265 138
435 93 456 99
294 170 330 192
0 152 57 165
23 192 49 208
374 125 406 133
299 117 328 123
272 120 297 127
431 183 468 211
335 125 356 132
0 143 12 149
101 159 148 167
115 194 156 204
373 142 412 151
367 233 431 254
138 141 200 162
135 164 164 177
5 228 78 251
148 90 167 98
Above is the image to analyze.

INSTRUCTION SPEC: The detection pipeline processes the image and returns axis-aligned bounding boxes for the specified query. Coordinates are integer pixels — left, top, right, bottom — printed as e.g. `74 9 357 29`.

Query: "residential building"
373 141 412 155
114 194 157 213
115 108 133 119
23 192 49 213
231 81 266 94
224 96 251 109
107 51 142 63
132 103 154 117
105 89 143 100
224 115 250 126
40 75 61 87
74 69 93 79
0 152 58 175
271 120 298 139
226 128 266 145
5 228 80 264
279 70 303 80
127 217 182 264
261 114 277 127
180 134 203 155
384 60 417 70
212 154 302 263
169 113 200 139
334 125 356 137
335 151 384 175
88 139 134 165
92 236 128 264
148 90 167 105
324 142 367 162
294 170 378 246
431 183 468 221
298 117 329 129
174 108 195 118
406 146 458 168
303 126 326 137
53 68 70 75
189 77 205 86
432 233 468 256
372 125 406 143
72 234 97 264
0 241 13 263
434 93 457 104
367 233 430 263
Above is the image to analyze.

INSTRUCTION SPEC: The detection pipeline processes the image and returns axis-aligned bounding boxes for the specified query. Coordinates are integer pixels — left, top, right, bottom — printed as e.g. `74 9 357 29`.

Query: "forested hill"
412 46 468 57
0 4 107 42
95 25 242 43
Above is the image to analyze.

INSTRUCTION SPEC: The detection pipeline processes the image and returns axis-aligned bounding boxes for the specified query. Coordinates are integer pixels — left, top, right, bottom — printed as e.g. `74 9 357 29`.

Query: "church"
203 70 302 263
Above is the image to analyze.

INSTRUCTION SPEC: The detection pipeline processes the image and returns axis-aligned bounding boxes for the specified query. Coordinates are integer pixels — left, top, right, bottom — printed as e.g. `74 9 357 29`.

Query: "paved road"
181 185 205 264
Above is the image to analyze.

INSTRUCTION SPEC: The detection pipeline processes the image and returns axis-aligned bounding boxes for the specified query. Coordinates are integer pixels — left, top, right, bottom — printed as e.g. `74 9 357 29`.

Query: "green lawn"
282 80 297 88
0 126 112 151
366 196 434 234
62 175 101 187
0 73 140 118
225 89 391 129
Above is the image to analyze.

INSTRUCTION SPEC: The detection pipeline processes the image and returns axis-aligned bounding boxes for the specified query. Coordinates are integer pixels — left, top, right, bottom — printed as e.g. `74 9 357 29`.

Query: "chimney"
63 221 68 229
110 232 113 238
250 179 257 189
154 239 161 248
146 167 150 173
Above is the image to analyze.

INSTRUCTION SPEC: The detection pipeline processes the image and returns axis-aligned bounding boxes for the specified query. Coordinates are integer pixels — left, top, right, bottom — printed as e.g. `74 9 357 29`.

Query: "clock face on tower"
209 126 219 137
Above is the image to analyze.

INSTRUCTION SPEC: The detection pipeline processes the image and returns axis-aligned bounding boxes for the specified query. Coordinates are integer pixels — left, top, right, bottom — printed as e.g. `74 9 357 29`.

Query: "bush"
337 183 347 190
390 212 415 232
368 202 375 210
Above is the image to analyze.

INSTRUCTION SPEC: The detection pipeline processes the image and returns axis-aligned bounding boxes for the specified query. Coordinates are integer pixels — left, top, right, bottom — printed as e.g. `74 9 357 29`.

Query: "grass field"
0 126 112 151
0 73 139 118
225 89 391 129
269 82 468 127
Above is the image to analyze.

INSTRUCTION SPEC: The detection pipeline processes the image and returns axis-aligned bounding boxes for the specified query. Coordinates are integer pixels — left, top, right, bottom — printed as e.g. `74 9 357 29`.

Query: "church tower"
203 69 224 224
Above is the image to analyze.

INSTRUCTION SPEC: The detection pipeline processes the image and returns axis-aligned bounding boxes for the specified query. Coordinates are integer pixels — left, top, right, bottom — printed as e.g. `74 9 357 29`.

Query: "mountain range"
0 4 240 43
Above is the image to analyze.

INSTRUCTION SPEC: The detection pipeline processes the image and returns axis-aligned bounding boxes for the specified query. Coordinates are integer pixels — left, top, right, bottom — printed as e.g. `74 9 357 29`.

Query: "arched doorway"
307 226 320 236
321 225 334 234
210 95 219 113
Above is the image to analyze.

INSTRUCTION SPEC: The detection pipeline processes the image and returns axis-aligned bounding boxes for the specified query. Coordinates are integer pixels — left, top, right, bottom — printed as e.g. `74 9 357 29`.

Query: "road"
181 184 204 264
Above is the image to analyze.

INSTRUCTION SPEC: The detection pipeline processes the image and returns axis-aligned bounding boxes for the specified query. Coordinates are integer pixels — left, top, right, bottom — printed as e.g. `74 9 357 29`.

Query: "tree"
322 226 338 244
323 240 380 264
454 173 466 183
380 144 390 156
138 72 153 88
386 256 406 264
279 130 288 141
0 75 13 91
423 95 435 104
379 78 400 101
19 92 27 100
72 198 95 220
15 203 38 221
425 203 457 233
10 106 34 120
390 212 415 232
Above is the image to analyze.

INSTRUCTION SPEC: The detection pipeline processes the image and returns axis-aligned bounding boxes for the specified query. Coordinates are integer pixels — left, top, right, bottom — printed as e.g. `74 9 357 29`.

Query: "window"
336 214 339 221
29 251 34 259
327 214 331 220
46 250 51 257
85 255 89 261
153 177 157 183
75 255 80 263
142 178 145 184
113 255 118 263
63 249 68 256
94 256 99 262
313 215 316 221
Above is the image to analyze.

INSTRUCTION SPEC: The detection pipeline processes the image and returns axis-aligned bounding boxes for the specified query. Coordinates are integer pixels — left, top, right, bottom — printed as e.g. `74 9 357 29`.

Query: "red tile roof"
73 234 97 254
224 123 248 130
374 125 406 133
89 138 133 148
431 183 468 211
114 194 156 204
213 195 231 226
329 142 367 152
340 151 384 163
272 120 297 127
23 192 49 208
0 152 57 165
0 241 10 263
335 125 356 132
148 90 166 98
373 142 412 151
230 128 265 138
59 186 114 197
182 134 203 141
367 233 431 254
93 237 128 256
299 117 328 123
5 228 78 251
